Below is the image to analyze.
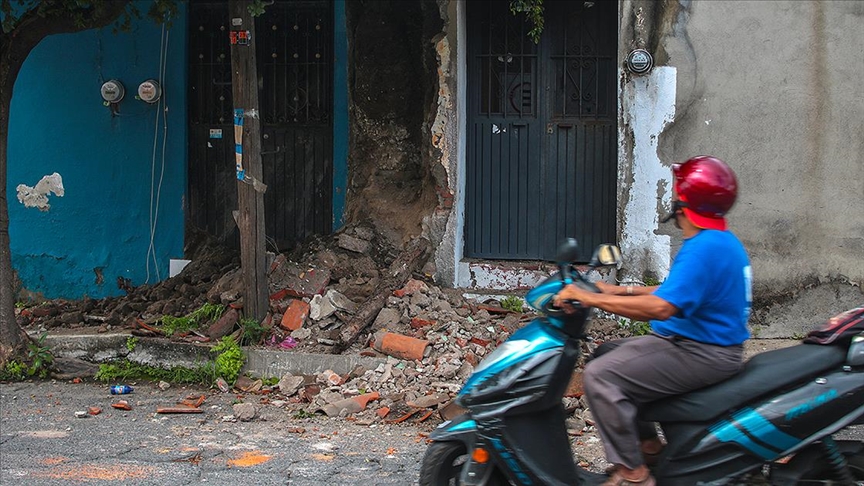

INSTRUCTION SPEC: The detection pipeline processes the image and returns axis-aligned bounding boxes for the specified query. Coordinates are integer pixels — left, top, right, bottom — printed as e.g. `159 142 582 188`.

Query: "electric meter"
137 79 162 103
626 49 654 75
100 80 125 103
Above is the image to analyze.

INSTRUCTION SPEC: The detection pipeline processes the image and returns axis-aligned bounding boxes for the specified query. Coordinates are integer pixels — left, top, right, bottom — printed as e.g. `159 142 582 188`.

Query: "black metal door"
465 0 617 261
188 0 333 250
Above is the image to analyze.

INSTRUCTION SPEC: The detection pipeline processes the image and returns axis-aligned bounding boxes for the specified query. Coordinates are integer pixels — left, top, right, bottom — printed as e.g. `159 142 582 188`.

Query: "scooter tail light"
472 447 490 464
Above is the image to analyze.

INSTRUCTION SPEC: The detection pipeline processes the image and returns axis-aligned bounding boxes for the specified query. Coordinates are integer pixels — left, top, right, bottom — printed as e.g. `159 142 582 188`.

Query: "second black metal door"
465 0 617 261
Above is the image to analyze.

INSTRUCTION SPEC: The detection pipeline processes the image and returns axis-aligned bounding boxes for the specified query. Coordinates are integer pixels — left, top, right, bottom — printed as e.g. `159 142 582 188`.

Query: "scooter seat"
641 343 848 423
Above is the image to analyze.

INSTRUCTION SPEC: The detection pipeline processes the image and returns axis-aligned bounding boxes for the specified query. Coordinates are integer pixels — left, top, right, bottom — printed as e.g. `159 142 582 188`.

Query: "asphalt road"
0 380 431 485
2 379 861 485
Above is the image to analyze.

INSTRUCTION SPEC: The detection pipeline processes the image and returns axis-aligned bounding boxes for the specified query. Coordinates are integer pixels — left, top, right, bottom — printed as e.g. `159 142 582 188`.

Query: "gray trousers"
582 334 744 468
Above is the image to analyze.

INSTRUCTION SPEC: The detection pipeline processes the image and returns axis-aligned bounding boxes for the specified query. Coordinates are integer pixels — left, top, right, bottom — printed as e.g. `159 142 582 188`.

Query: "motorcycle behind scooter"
419 238 864 485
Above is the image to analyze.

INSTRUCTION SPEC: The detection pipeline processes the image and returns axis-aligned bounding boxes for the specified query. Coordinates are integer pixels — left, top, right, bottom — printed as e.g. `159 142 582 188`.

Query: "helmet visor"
683 207 727 231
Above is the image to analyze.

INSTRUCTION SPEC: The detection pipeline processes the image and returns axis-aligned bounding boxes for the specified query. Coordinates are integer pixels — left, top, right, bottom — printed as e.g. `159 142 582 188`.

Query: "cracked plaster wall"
617 0 864 334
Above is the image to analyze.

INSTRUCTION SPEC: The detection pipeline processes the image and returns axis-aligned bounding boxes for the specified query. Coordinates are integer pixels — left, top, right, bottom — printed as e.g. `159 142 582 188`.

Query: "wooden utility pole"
229 0 268 322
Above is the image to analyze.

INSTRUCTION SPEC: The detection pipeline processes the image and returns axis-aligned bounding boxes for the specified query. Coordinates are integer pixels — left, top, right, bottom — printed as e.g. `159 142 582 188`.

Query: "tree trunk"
0 43 29 365
229 0 268 322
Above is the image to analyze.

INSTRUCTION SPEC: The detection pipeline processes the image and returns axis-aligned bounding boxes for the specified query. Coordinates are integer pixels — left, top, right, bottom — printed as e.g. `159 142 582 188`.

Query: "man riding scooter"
555 156 752 486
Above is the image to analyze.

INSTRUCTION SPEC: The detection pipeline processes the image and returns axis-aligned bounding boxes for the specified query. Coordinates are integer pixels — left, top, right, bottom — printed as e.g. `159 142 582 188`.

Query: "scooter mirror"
589 244 622 268
556 238 580 264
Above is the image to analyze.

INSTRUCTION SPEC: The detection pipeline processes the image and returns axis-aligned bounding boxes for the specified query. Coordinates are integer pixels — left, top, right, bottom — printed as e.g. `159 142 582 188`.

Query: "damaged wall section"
344 0 446 246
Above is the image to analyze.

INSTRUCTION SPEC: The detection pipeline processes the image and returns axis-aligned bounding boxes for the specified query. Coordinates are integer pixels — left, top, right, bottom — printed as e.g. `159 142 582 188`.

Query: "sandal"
603 447 663 475
602 469 657 486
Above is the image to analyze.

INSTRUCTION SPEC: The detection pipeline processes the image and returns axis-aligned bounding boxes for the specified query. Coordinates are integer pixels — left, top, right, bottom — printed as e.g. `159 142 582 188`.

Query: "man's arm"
555 284 677 322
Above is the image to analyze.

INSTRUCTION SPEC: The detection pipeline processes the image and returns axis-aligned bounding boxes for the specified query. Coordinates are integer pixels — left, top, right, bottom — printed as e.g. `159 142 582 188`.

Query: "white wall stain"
16 172 65 211
620 67 676 280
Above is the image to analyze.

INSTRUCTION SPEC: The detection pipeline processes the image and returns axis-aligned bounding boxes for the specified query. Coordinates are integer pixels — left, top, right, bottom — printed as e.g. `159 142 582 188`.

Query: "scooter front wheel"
418 441 509 485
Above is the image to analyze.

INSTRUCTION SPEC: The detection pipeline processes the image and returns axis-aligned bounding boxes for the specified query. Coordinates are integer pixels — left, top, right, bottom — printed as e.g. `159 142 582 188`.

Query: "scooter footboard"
491 406 579 485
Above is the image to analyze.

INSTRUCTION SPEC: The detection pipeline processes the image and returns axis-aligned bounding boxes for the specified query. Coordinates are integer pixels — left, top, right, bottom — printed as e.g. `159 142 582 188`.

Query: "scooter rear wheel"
794 442 864 484
418 441 509 485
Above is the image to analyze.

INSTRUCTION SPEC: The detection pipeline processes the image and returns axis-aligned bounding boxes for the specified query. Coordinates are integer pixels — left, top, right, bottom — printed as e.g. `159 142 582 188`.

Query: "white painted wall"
619 67 677 282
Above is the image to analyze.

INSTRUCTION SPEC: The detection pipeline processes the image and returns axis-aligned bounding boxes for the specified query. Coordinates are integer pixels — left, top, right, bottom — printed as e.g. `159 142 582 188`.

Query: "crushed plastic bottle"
109 385 134 395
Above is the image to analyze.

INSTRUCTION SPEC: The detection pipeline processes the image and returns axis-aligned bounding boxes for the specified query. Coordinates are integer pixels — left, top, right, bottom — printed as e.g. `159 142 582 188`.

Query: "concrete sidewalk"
44 332 386 379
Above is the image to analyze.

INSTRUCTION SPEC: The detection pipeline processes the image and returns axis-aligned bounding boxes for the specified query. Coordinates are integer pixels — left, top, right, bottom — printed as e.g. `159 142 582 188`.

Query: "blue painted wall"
332 0 348 231
7 4 188 299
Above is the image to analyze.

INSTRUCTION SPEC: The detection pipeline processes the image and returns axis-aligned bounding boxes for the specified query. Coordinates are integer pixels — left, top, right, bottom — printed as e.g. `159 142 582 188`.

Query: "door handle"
512 122 528 127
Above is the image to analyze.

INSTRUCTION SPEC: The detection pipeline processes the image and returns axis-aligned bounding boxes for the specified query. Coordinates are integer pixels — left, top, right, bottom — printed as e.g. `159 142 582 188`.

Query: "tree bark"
0 43 26 364
336 237 430 352
229 0 268 322
0 1 131 366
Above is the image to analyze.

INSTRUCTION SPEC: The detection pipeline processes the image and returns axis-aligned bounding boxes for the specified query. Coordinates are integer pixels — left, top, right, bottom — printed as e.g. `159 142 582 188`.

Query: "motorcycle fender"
429 413 476 446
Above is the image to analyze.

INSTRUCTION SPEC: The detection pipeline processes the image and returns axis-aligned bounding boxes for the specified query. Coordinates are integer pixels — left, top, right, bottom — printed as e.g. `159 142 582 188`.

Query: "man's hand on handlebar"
553 283 594 313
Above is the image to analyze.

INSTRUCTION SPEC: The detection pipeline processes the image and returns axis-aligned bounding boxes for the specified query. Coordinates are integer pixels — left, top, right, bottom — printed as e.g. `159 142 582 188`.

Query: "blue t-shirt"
651 230 752 346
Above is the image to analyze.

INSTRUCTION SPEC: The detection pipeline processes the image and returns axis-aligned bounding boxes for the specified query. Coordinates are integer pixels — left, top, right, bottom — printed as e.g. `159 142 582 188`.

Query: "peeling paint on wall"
620 67 676 281
16 172 64 211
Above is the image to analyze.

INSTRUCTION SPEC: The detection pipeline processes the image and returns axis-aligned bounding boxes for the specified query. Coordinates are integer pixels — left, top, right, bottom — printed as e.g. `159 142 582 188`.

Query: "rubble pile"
15 222 632 440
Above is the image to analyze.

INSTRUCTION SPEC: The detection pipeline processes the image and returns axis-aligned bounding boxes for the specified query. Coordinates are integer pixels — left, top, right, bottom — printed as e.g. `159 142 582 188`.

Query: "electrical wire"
153 26 170 280
146 22 170 283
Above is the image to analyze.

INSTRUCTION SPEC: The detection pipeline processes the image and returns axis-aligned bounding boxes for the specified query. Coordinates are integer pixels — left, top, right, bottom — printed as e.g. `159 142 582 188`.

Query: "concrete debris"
215 377 230 393
233 403 258 422
309 294 336 321
372 308 401 329
277 375 305 396
338 234 371 254
235 376 263 393
326 289 356 313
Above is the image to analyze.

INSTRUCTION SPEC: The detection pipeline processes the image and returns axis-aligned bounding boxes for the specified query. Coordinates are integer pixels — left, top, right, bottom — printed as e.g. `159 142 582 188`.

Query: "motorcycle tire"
418 441 509 486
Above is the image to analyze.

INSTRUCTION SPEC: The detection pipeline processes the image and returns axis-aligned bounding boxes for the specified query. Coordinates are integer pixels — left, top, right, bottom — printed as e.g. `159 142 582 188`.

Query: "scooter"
419 239 864 485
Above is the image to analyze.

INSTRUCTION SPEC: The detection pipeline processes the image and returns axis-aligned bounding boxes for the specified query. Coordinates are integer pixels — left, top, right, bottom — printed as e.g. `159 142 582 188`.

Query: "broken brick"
372 331 430 361
410 317 435 329
280 300 310 331
406 393 448 409
469 337 491 347
208 307 239 339
111 400 132 411
564 371 584 398
321 392 380 417
393 279 428 298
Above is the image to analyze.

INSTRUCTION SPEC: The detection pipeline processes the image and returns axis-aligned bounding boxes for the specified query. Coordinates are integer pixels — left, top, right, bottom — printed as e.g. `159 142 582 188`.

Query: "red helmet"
672 156 738 231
